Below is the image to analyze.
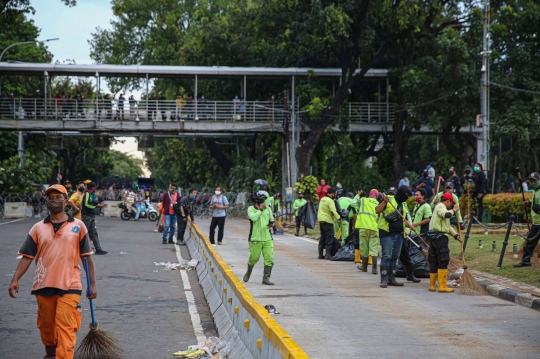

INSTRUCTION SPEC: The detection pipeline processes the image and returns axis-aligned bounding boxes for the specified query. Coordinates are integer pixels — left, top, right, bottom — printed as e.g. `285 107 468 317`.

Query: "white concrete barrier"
4 202 27 219
188 223 308 359
103 201 122 217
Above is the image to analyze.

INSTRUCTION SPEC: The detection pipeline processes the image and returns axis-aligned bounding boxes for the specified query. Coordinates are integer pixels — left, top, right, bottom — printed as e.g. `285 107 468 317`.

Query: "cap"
64 180 71 184
387 187 398 195
444 182 454 189
84 179 92 184
346 192 354 198
297 191 303 195
441 192 455 204
404 173 410 177
369 189 379 199
528 172 540 181
45 184 68 196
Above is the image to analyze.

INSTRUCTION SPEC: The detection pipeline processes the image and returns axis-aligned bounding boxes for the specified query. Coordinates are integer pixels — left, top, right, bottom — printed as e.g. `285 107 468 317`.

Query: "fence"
186 221 308 358
0 98 397 123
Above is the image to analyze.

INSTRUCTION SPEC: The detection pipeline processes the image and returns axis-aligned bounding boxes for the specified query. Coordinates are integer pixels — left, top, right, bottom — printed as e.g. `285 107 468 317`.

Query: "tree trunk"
203 139 234 176
391 103 410 186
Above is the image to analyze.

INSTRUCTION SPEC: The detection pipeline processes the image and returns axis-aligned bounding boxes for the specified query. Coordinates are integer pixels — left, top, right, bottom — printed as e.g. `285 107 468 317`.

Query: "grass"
448 233 540 288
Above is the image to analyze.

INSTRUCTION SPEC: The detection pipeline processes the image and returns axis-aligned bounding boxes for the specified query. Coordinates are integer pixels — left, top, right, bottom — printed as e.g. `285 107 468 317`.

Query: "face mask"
473 166 479 172
215 190 221 195
529 182 539 190
190 195 195 199
423 173 428 178
449 171 454 176
46 198 65 214
298 196 304 199
256 198 265 205
169 187 176 193
336 184 341 188
415 197 422 203
78 187 85 192
88 188 95 193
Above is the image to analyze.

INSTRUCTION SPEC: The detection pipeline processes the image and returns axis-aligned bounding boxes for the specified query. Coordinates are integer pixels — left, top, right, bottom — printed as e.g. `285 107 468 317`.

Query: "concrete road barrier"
4 202 27 219
187 222 308 359
103 201 122 217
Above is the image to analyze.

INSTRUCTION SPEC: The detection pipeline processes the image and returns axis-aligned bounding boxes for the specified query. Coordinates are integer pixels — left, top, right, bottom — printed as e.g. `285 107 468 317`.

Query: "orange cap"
45 184 68 196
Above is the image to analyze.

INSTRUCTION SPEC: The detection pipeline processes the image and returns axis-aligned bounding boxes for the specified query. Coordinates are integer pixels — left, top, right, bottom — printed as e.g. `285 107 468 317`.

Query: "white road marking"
0 219 26 226
282 232 318 244
174 234 206 344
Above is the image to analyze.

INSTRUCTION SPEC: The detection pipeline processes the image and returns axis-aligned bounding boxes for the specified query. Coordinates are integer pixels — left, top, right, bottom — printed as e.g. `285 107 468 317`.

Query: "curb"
478 280 540 311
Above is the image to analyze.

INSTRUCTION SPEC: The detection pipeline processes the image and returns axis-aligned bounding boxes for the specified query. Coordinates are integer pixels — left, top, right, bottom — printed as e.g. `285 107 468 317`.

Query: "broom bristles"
75 324 123 359
459 270 489 296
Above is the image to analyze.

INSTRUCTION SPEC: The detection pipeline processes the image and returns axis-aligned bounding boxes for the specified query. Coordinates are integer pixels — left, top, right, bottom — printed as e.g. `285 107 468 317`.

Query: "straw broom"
75 259 123 359
457 219 488 296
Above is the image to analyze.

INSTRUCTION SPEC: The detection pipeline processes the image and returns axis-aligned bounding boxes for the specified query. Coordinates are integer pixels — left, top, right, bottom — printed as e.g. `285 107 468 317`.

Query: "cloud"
29 0 113 65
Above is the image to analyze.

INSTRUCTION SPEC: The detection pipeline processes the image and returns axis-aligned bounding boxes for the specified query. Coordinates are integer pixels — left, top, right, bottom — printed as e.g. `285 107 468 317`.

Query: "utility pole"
479 0 491 171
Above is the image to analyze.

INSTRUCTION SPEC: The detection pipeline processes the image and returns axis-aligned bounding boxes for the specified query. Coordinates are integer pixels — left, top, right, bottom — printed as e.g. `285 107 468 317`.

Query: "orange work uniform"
18 215 93 359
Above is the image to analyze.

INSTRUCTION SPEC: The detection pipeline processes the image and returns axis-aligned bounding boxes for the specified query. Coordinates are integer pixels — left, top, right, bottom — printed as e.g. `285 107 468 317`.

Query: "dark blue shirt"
416 177 434 198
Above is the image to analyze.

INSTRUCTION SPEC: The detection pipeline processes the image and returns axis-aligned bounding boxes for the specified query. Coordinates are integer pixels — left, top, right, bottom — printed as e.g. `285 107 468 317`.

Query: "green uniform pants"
359 229 379 257
340 220 349 244
248 240 274 267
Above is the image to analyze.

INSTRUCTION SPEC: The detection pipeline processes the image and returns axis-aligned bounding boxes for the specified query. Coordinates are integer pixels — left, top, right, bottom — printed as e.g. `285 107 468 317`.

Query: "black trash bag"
331 237 355 261
331 237 342 257
302 201 317 229
395 235 430 278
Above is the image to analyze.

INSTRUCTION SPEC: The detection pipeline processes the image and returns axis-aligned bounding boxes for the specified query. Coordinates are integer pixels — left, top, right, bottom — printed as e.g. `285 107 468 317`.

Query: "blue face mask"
473 166 479 172
190 195 195 199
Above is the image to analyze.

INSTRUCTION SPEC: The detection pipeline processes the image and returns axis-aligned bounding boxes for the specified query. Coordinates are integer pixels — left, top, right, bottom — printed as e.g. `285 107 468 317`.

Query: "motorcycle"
119 199 158 221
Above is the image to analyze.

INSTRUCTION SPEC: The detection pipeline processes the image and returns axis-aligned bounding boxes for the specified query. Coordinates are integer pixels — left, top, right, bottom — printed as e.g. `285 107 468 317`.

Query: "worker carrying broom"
243 190 275 285
8 184 97 359
428 192 462 293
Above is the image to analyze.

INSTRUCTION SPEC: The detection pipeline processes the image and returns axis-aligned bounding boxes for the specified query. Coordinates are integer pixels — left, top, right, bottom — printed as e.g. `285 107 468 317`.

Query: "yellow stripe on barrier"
190 222 309 359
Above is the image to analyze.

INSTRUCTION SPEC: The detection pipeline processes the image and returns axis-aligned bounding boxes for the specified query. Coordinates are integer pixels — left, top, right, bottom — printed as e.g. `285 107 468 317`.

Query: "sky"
28 0 149 175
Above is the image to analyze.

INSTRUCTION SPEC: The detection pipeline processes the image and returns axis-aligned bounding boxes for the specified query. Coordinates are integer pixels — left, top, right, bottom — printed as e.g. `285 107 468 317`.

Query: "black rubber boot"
360 257 368 272
243 265 254 282
325 245 333 260
380 266 388 288
262 266 274 285
387 266 404 286
514 261 531 267
405 264 421 283
371 256 378 274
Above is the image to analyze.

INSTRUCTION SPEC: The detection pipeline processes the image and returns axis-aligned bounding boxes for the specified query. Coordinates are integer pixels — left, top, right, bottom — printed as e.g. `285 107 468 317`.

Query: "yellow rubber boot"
368 255 373 265
429 273 437 292
354 249 361 263
437 269 454 293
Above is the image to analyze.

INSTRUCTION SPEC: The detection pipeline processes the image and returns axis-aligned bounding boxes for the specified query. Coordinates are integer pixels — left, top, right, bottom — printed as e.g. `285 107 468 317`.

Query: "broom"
457 216 488 296
384 196 430 263
75 258 123 359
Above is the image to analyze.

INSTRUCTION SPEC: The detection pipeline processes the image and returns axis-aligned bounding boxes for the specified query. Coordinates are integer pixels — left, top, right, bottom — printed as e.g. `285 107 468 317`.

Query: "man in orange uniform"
8 184 97 359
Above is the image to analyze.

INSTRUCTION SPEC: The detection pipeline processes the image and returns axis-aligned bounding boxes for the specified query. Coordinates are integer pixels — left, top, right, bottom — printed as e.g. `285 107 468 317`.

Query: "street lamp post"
0 38 59 168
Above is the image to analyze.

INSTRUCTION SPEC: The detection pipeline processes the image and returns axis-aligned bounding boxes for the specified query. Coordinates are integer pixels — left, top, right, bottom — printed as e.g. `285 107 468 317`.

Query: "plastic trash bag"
395 235 430 278
301 201 317 229
331 237 355 261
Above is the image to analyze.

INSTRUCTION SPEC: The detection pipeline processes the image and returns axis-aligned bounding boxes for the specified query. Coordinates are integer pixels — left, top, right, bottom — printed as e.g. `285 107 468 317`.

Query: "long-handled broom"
457 216 488 296
75 258 123 359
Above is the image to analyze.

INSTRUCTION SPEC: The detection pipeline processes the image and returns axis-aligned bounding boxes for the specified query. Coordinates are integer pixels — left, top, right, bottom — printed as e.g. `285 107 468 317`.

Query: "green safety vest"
355 197 379 231
378 195 409 234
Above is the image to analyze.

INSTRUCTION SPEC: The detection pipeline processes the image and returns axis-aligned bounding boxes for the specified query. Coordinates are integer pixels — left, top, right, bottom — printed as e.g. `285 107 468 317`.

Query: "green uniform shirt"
432 192 463 223
412 201 432 231
429 203 458 237
293 198 307 216
317 196 340 224
351 194 361 211
355 197 379 231
377 195 409 234
248 205 273 242
531 188 540 225
337 197 354 220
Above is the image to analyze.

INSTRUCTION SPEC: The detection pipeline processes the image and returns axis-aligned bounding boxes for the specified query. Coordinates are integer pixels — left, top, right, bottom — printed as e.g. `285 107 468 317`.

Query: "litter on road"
173 337 230 358
154 259 199 270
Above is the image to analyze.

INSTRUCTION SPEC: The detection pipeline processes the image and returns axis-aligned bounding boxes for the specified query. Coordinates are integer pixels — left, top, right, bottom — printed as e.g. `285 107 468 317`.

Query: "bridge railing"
0 98 397 123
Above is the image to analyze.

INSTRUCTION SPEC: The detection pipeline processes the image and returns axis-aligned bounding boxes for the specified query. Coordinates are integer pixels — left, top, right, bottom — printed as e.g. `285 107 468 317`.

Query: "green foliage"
0 154 49 192
228 158 266 193
293 175 319 199
480 193 532 219
108 151 144 183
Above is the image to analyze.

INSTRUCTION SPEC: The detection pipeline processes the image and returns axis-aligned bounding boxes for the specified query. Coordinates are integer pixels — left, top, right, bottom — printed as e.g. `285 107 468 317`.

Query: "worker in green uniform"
350 188 364 263
411 188 432 234
428 192 462 293
337 192 354 245
271 193 281 234
354 189 380 274
432 182 463 228
514 172 540 269
318 188 340 259
243 191 275 285
293 192 308 236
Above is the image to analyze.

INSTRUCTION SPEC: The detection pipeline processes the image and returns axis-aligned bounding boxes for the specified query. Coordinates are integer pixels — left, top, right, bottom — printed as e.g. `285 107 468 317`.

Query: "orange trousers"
36 294 82 359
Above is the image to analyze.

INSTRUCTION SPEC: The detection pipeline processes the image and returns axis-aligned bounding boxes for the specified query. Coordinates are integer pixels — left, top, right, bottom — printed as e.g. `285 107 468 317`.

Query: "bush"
459 193 532 220
294 175 319 201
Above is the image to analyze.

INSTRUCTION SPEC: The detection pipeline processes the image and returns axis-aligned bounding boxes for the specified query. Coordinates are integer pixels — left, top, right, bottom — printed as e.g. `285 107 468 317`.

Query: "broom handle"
516 167 531 231
83 258 97 327
384 196 430 248
457 209 467 269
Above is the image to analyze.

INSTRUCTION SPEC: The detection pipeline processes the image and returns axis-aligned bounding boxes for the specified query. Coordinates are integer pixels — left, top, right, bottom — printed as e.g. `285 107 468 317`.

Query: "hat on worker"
369 189 379 199
444 182 454 189
44 184 68 196
528 172 540 181
387 187 398 195
84 179 92 184
441 192 455 204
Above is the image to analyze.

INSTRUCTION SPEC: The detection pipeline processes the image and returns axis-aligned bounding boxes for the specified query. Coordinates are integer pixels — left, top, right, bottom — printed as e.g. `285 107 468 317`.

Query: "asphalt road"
199 217 540 359
0 216 216 359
